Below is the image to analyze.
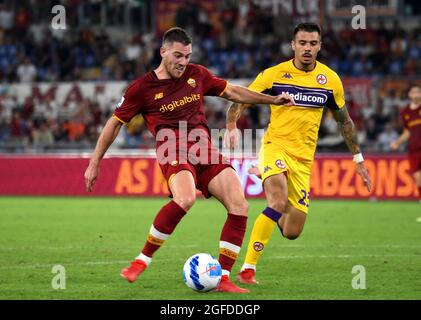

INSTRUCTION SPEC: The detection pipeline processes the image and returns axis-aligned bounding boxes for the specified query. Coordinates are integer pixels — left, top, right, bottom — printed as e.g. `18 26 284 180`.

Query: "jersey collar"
291 59 317 73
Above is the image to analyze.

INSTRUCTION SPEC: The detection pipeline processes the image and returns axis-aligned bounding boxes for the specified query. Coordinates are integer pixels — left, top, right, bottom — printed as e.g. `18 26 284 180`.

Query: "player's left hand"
273 93 295 106
356 162 371 192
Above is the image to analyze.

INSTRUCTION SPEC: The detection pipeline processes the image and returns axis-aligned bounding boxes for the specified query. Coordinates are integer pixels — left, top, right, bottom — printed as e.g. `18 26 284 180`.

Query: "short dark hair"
163 27 192 46
293 22 322 39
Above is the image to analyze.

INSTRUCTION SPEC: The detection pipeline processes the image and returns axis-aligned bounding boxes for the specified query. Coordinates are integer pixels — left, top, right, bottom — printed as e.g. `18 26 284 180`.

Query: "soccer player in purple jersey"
84 27 294 293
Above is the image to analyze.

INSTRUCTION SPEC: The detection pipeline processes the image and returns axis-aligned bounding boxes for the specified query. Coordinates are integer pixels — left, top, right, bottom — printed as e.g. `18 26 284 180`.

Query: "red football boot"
237 268 259 285
120 259 147 283
214 275 249 293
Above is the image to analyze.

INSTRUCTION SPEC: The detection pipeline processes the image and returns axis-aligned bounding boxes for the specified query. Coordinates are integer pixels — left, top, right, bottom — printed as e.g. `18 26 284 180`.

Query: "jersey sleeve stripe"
218 81 229 96
112 114 127 124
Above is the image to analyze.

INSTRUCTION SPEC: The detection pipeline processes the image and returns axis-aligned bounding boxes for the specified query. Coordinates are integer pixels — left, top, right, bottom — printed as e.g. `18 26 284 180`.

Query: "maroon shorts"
156 126 233 198
408 151 421 174
160 155 232 198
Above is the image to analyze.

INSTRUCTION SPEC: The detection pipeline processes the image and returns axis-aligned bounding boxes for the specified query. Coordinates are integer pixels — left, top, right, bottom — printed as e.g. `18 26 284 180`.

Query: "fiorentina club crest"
275 159 286 169
316 74 327 85
253 242 264 252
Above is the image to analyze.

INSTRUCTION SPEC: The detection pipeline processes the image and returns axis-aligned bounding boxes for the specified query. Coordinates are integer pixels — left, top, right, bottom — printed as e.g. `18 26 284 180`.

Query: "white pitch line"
0 244 420 251
0 260 129 270
271 254 419 260
267 244 421 249
0 244 201 251
1 254 420 270
0 257 199 270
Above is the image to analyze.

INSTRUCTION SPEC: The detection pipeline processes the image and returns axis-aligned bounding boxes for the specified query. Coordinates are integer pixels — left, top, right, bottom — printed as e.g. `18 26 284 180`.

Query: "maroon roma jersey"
113 64 227 137
401 104 421 153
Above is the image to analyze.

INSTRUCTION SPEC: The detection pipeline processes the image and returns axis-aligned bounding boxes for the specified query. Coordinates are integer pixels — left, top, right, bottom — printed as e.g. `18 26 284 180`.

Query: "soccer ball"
182 253 222 292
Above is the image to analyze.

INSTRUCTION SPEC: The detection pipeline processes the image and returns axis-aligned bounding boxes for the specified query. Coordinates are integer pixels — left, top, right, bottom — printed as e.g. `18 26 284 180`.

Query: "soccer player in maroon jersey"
84 27 294 293
390 84 421 202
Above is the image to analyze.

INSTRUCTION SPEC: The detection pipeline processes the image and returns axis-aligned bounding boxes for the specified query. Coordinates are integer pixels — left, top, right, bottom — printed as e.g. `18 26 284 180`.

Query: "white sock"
222 269 230 276
135 253 152 266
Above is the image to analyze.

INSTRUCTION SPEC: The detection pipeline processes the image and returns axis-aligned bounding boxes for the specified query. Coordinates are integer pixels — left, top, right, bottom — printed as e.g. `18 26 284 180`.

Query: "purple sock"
262 207 282 222
262 207 284 236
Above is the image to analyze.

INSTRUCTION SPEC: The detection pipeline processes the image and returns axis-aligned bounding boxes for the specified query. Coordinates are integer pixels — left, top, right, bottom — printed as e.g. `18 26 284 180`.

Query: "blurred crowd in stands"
0 0 420 153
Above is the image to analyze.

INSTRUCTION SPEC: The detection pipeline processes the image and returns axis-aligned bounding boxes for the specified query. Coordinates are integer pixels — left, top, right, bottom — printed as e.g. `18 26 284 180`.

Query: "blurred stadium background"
0 0 420 300
1 0 421 153
0 0 420 199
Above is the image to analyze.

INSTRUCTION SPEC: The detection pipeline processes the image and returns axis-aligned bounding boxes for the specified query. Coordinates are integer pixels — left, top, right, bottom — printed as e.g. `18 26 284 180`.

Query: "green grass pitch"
0 196 420 300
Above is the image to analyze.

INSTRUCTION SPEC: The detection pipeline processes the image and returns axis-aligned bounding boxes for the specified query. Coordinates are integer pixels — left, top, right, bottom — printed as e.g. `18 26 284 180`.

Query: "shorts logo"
154 92 164 100
275 159 286 169
253 242 264 252
316 74 327 85
187 78 196 88
263 165 272 173
171 160 179 166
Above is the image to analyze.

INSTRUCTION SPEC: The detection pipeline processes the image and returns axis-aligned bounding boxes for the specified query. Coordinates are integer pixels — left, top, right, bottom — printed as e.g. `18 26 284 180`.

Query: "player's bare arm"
226 102 250 125
332 107 372 192
84 116 123 192
390 129 410 150
222 84 294 106
223 91 294 149
223 102 250 150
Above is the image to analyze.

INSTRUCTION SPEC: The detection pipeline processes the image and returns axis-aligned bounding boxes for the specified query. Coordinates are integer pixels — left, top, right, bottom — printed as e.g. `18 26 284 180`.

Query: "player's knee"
236 198 249 216
268 197 288 213
227 196 249 216
413 173 421 185
174 195 196 211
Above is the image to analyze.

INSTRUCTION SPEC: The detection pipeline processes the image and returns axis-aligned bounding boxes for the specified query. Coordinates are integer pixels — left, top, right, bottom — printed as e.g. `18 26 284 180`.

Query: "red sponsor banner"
0 156 169 197
0 154 418 200
311 154 419 200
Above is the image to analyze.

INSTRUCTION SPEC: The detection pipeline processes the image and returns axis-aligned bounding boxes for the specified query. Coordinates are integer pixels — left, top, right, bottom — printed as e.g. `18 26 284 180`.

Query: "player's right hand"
390 141 399 150
224 122 241 151
273 93 295 106
356 162 372 192
84 163 99 192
